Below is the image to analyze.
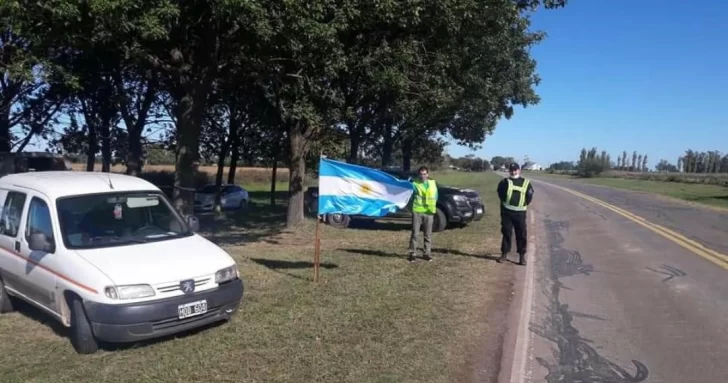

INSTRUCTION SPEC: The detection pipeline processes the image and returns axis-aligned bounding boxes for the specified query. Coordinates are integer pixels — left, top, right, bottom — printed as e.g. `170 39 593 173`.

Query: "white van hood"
74 234 235 285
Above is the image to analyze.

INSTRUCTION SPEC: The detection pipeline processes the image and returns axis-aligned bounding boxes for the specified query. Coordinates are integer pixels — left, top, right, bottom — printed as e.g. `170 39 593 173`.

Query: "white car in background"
194 184 249 212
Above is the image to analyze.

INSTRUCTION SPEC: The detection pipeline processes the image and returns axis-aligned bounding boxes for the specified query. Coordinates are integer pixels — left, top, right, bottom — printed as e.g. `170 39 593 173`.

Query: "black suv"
303 169 485 232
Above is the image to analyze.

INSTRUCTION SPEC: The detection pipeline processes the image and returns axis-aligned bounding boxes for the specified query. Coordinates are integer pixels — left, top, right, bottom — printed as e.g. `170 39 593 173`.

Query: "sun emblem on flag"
359 183 373 195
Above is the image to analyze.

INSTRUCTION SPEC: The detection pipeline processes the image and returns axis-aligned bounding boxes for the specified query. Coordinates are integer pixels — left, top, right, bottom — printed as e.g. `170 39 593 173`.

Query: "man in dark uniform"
496 163 534 265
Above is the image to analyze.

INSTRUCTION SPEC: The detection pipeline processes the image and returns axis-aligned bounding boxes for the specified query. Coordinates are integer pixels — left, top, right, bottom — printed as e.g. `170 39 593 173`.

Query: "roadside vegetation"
0 171 511 383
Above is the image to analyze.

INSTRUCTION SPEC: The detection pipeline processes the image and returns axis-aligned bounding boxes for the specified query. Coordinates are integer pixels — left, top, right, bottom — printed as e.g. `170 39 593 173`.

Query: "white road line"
510 215 537 383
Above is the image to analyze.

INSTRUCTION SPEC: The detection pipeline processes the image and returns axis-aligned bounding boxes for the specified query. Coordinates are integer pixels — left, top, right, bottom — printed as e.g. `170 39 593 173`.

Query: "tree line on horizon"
1 0 568 226
548 148 728 177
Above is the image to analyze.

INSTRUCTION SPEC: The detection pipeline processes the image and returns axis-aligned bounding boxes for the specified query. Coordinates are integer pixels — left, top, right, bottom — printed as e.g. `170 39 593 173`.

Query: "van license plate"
178 300 208 319
476 208 483 214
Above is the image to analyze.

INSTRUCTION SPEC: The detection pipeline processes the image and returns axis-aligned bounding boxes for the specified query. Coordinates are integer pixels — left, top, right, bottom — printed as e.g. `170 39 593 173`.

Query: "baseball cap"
508 163 520 171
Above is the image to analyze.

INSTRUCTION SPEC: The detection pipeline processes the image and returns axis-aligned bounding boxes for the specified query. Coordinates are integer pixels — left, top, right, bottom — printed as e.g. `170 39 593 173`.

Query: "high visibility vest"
412 180 437 214
503 178 530 211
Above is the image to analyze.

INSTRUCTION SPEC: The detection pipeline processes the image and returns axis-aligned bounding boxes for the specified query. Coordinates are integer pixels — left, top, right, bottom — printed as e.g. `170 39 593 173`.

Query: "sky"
447 0 728 168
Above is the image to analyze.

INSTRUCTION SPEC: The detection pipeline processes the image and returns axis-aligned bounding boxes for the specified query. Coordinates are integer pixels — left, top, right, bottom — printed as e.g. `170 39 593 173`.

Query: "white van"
0 171 244 354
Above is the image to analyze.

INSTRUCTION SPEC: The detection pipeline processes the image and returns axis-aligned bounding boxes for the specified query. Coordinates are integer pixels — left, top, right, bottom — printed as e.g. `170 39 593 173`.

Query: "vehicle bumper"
83 279 244 343
450 204 485 223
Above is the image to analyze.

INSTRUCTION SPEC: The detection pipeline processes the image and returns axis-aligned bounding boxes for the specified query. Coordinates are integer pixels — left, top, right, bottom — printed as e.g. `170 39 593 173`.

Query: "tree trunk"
86 127 98 172
126 126 144 176
402 138 413 172
286 121 307 227
213 137 230 214
270 158 278 206
227 124 241 184
0 101 12 152
100 125 112 173
381 123 393 168
172 86 206 217
347 119 360 164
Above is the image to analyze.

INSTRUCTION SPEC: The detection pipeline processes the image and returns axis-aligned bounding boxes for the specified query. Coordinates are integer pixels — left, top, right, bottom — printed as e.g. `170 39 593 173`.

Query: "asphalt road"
501 175 728 383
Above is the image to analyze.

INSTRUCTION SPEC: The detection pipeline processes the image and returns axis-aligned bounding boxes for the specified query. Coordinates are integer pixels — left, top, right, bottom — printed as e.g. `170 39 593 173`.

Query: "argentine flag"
317 158 414 217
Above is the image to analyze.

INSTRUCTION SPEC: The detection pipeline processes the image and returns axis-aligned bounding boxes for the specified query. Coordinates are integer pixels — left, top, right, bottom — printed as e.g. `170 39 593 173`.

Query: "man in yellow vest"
497 163 534 265
408 166 438 262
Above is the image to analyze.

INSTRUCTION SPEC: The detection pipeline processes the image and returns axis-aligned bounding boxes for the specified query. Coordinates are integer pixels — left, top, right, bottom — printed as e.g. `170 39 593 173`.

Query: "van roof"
0 171 161 199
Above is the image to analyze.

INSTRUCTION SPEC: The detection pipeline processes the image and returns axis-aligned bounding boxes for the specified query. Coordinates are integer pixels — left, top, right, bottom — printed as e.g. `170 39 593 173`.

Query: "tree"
577 147 605 178
548 161 575 171
631 151 637 171
656 159 678 173
636 154 642 172
641 154 648 172
621 151 628 171
1 1 69 152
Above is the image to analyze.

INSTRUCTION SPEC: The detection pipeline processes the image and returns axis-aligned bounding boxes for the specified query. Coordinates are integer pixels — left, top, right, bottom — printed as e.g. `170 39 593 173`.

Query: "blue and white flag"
317 158 414 217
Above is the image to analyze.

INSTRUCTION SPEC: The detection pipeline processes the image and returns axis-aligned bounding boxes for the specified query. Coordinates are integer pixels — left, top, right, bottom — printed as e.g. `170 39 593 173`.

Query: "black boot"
518 253 527 266
497 252 507 263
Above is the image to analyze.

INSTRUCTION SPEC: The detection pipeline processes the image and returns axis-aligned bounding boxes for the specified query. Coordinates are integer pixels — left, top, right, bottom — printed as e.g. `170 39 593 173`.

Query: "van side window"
0 192 27 237
25 198 54 243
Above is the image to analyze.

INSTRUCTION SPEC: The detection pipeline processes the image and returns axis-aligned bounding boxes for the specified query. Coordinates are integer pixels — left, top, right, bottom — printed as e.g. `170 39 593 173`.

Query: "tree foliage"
5 0 569 226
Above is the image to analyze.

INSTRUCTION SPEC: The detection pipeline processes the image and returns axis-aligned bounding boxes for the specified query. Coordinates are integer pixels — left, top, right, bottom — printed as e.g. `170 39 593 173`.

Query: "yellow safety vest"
503 178 530 211
412 180 437 214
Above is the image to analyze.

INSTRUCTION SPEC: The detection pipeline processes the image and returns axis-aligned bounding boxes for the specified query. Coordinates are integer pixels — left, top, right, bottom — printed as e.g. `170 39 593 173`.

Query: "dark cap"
508 163 520 171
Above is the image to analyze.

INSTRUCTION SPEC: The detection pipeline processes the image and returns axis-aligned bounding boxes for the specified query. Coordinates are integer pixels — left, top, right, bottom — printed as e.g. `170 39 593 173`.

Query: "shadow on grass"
198 201 287 246
9 299 68 338
9 298 226 352
251 258 338 270
340 247 501 262
250 258 338 281
433 248 502 261
339 248 403 258
348 220 411 231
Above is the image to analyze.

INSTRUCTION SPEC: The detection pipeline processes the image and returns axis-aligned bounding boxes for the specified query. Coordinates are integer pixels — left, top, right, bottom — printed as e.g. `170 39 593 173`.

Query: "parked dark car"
0 152 71 177
304 169 485 232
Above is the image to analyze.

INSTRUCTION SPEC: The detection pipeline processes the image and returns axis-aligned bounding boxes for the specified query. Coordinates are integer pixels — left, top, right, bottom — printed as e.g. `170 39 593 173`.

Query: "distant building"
522 161 543 171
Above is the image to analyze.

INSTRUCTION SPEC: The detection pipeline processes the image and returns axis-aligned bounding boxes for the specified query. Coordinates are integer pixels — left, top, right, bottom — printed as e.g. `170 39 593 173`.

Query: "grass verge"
573 177 728 209
533 171 728 209
0 171 512 383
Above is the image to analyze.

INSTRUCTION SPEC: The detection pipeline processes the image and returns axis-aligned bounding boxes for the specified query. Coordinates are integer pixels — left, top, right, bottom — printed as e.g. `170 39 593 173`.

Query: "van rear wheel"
0 278 14 314
70 297 99 354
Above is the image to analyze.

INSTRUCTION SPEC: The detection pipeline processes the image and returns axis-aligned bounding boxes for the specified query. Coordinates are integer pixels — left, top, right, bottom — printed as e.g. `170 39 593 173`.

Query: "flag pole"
314 152 323 283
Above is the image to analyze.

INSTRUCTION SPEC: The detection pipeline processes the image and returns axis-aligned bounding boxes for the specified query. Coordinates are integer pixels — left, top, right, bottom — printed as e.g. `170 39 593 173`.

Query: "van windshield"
56 191 192 249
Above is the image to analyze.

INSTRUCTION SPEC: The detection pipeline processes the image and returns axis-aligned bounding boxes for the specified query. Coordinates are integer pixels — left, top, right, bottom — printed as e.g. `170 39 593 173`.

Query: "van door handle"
14 241 20 252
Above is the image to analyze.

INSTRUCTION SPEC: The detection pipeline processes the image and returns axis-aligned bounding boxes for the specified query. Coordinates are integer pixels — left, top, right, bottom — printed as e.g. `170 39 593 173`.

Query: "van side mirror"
186 215 200 232
29 233 54 253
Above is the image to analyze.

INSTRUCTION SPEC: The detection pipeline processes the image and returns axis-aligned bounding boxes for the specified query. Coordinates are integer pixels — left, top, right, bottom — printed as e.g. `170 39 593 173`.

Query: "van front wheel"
70 297 99 354
0 278 14 314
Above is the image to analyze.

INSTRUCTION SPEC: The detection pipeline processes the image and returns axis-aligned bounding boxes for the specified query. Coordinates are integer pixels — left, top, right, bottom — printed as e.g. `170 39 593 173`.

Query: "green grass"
576 177 728 209
0 171 510 383
532 171 728 209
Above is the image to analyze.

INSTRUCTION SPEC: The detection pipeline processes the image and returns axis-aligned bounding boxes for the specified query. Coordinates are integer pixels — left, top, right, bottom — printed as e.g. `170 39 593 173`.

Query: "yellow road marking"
539 180 728 271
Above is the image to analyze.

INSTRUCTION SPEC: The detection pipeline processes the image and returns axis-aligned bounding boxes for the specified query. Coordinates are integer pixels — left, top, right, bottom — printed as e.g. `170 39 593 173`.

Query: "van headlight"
215 265 239 284
104 284 156 300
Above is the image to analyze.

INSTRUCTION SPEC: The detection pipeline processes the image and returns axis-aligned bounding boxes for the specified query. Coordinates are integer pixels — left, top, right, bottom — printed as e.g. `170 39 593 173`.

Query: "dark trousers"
500 207 528 255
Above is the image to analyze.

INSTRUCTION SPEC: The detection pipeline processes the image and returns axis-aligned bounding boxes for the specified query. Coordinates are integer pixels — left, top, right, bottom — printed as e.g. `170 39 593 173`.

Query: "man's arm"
497 179 507 202
525 182 535 205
